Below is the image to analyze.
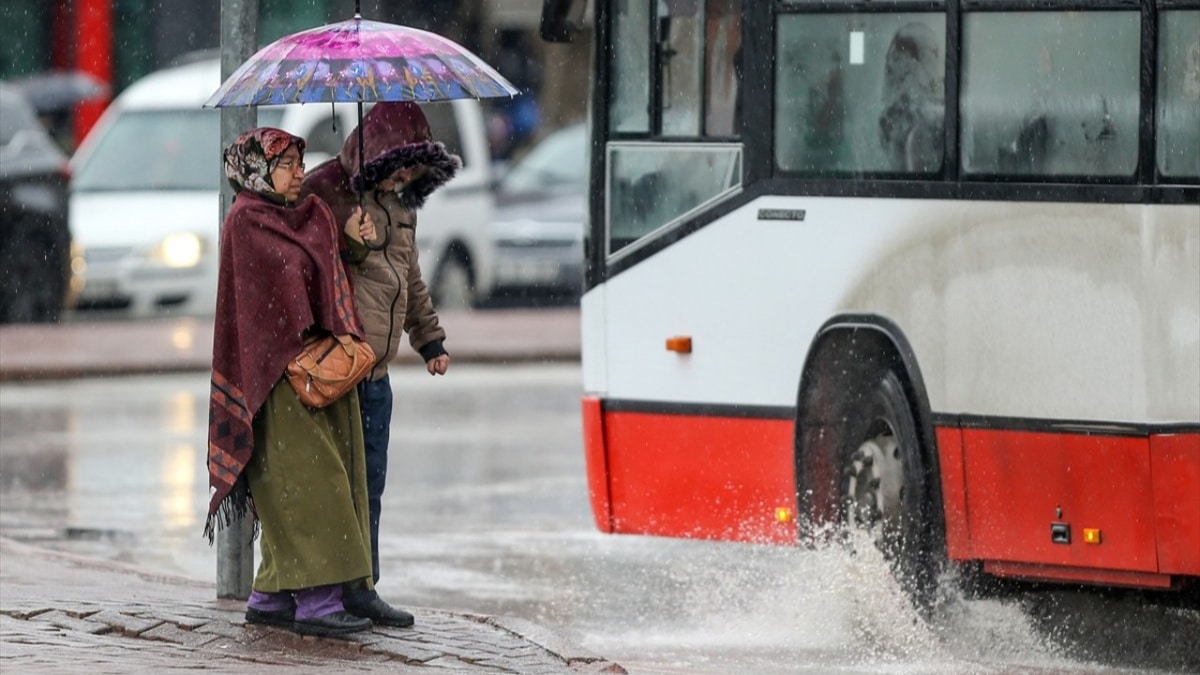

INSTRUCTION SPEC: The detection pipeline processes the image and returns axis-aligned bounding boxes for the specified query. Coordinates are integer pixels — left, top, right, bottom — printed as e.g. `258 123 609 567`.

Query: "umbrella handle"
360 189 392 251
357 99 390 251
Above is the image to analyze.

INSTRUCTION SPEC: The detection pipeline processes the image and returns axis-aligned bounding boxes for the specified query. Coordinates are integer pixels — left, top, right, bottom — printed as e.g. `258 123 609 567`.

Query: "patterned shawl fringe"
203 476 259 545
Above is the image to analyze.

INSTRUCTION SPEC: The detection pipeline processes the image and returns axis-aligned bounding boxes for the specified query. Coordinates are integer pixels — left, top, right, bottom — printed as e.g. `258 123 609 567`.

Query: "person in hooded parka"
300 102 459 629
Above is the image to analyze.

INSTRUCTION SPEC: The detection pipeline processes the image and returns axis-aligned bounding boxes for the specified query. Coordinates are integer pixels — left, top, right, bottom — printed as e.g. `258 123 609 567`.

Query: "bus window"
610 0 742 138
607 144 741 255
610 1 652 133
1157 10 1200 180
704 0 741 136
774 13 946 174
660 0 704 136
961 11 1140 178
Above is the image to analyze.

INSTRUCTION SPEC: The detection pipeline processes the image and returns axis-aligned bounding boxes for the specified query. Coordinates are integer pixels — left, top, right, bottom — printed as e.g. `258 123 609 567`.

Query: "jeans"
357 374 392 584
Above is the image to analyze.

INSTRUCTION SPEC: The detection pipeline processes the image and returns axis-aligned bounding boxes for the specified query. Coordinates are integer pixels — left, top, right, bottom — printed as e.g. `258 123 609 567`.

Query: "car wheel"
433 255 474 311
0 222 65 324
799 365 943 613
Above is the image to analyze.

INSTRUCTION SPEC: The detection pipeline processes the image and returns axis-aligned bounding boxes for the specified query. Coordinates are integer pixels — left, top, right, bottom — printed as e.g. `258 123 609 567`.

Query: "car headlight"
148 233 204 268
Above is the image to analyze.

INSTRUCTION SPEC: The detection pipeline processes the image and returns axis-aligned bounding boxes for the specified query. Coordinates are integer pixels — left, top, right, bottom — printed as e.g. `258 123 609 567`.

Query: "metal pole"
217 0 258 601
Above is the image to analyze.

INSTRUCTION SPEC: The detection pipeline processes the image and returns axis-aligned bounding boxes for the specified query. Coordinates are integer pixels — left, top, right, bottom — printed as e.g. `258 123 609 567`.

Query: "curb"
0 308 581 382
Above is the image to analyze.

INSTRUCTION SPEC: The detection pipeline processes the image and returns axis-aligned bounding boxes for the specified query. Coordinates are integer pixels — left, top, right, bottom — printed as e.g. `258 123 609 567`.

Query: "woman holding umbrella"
206 127 379 637
300 101 459 628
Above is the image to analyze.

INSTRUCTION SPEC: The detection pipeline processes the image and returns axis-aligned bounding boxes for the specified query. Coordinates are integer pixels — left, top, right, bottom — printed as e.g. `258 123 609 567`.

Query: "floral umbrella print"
204 17 517 108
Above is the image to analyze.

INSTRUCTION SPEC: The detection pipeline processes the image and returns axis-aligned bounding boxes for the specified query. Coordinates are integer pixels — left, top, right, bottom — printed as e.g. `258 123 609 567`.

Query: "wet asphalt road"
1 364 1197 674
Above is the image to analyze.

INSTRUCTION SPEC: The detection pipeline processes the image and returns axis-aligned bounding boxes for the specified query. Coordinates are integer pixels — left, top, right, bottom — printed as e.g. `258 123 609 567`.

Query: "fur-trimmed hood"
338 102 461 210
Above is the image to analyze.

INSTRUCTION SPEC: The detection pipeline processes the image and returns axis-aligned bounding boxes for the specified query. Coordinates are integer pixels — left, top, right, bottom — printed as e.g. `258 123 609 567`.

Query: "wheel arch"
431 238 480 310
793 313 945 548
439 238 476 279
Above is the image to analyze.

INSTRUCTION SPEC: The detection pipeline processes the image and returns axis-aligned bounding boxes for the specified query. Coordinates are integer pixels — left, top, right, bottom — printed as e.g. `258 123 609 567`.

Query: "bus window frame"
604 0 745 142
604 141 744 262
773 8 951 178
1155 7 1200 182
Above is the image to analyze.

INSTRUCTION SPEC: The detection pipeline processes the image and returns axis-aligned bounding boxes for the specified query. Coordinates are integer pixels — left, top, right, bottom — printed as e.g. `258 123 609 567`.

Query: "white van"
69 57 495 318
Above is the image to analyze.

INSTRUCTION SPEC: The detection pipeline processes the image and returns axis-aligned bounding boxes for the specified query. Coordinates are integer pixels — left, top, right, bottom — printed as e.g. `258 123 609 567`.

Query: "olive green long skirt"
246 378 374 592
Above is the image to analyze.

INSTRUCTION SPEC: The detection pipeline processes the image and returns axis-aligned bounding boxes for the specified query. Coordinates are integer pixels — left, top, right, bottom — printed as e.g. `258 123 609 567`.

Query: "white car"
69 57 495 318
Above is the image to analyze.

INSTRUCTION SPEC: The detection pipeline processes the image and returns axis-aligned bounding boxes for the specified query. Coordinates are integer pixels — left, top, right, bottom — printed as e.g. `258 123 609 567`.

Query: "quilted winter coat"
300 102 461 380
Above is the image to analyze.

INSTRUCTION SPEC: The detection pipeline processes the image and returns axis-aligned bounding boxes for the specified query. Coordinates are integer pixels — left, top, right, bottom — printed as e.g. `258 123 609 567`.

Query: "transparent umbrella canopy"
204 9 518 248
203 17 517 107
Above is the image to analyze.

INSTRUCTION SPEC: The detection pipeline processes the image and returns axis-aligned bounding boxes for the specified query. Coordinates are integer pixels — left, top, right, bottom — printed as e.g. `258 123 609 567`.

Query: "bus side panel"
1151 432 1200 576
604 411 797 544
935 426 971 561
961 430 1157 572
582 396 613 533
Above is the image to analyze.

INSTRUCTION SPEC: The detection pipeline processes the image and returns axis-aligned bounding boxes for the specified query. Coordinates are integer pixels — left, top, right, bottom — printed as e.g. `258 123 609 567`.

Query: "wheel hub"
844 426 905 535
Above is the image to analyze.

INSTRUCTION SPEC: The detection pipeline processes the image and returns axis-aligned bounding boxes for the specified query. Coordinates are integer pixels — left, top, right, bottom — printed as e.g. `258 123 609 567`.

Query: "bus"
541 0 1200 608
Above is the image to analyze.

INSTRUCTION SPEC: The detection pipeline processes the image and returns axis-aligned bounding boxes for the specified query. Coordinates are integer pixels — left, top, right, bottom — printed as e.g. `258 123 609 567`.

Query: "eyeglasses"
274 158 305 172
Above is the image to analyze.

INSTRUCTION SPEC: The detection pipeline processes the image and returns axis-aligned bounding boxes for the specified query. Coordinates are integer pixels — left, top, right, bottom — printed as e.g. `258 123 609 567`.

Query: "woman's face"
270 147 305 202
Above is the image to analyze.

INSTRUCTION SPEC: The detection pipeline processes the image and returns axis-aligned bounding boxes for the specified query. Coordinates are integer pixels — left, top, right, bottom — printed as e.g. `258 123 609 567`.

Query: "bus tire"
798 361 943 614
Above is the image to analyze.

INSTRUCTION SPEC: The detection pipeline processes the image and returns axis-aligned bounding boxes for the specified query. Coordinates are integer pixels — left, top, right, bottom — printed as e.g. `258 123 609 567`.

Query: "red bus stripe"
590 402 1200 587
581 396 612 533
1150 433 1200 575
936 426 971 561
984 561 1176 589
601 407 796 545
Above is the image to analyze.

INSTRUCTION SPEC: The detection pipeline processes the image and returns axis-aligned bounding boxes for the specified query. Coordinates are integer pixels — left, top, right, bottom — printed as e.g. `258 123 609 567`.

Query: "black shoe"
292 610 372 637
245 606 294 629
344 596 415 628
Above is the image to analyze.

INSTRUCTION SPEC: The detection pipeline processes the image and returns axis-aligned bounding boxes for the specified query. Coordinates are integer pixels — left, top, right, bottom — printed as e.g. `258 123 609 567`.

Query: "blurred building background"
0 0 590 157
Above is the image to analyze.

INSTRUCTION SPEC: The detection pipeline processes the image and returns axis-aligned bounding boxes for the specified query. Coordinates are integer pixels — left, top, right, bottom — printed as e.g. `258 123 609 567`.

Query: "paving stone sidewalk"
0 538 625 674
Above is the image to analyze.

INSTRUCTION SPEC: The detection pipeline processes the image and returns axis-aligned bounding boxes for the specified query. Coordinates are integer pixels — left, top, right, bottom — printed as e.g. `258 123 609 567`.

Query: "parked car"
69 57 495 318
0 82 74 323
487 122 586 302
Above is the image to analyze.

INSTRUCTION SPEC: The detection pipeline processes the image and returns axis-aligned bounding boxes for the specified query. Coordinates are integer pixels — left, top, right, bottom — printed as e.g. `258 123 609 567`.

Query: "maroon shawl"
204 190 363 542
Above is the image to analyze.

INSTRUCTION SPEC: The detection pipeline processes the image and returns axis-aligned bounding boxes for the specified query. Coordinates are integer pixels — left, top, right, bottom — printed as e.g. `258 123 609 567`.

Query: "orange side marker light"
775 507 793 524
666 336 692 354
1083 528 1102 545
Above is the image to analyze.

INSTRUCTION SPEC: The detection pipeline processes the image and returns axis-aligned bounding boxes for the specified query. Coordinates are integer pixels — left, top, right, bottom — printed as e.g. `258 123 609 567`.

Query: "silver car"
488 122 586 302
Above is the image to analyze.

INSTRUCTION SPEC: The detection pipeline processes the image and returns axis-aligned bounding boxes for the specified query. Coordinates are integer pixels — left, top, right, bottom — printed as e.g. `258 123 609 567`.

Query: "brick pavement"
0 309 619 672
0 538 624 674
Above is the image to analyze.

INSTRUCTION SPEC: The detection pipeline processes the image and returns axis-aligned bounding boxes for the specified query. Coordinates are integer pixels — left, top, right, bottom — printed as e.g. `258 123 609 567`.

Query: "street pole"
216 0 258 601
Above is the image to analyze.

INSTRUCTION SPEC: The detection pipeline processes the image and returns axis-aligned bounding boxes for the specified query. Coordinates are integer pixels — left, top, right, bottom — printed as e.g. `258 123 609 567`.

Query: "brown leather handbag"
286 333 376 408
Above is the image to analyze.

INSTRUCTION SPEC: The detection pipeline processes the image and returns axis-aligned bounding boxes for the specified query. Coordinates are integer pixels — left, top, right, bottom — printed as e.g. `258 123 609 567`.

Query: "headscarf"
223 126 307 196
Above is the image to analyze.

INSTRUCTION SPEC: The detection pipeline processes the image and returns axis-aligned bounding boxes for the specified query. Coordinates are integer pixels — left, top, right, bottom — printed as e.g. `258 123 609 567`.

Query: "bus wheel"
837 368 941 612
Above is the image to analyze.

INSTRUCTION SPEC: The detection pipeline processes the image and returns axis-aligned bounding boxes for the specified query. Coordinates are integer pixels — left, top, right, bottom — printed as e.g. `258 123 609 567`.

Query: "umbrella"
203 19 518 107
204 5 518 248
